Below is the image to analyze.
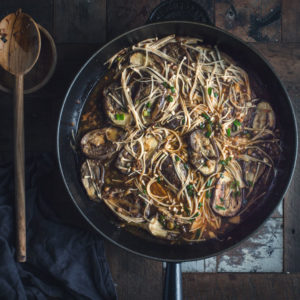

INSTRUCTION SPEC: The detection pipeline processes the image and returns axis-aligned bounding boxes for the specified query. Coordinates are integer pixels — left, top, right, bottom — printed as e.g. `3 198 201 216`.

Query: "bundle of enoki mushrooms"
80 35 280 242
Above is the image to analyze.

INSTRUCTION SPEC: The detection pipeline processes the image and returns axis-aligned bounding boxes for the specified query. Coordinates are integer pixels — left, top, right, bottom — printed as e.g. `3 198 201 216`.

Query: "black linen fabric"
0 155 117 300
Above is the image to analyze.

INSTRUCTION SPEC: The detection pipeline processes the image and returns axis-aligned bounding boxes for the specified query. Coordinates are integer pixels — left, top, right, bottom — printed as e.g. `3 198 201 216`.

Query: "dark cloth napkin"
0 154 117 300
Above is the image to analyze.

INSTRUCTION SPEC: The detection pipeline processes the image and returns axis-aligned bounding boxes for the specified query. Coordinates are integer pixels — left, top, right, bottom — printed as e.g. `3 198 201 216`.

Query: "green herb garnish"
167 95 174 102
115 113 125 120
214 92 218 98
219 157 232 166
159 214 166 224
195 229 201 239
198 202 203 209
200 123 206 129
163 82 168 88
201 113 210 121
143 189 147 194
184 163 189 170
226 128 231 137
184 205 190 216
170 86 175 93
175 156 180 162
206 191 212 198
206 178 212 187
205 131 212 138
157 176 161 183
215 205 226 211
146 102 151 108
143 110 150 117
208 87 212 96
220 197 225 202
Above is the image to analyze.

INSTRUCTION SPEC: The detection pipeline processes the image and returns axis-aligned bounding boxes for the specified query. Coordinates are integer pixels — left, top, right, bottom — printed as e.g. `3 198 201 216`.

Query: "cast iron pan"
57 21 297 299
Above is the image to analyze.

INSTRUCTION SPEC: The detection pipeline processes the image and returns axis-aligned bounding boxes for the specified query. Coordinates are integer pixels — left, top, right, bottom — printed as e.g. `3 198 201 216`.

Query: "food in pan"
78 35 281 242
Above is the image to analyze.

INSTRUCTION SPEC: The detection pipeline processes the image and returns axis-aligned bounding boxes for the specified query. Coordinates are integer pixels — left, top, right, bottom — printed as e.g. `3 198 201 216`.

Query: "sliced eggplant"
190 130 217 157
81 127 122 160
189 130 218 175
103 83 132 127
81 159 104 201
212 172 242 217
252 101 275 130
161 155 187 188
102 187 144 219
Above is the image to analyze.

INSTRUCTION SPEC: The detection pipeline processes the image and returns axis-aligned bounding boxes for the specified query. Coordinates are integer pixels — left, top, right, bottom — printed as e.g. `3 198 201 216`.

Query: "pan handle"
163 262 182 300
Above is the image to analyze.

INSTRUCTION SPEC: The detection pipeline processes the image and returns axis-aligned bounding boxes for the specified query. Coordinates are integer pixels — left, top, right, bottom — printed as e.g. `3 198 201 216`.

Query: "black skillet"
57 21 297 299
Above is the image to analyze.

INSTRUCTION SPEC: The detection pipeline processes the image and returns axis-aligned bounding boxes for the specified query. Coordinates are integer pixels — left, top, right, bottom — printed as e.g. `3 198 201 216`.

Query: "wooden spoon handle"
14 74 26 262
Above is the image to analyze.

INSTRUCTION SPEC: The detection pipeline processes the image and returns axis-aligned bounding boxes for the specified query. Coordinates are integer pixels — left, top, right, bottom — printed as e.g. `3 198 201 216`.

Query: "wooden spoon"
0 9 41 262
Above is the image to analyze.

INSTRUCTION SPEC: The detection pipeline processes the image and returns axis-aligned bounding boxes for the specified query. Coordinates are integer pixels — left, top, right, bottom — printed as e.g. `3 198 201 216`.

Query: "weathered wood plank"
105 241 163 300
0 0 53 34
215 0 281 42
182 273 300 300
53 0 106 43
106 0 160 40
282 0 300 42
217 218 283 272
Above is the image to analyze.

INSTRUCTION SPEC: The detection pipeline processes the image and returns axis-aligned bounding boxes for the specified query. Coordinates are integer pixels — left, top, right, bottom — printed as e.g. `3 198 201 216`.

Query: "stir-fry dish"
79 35 281 242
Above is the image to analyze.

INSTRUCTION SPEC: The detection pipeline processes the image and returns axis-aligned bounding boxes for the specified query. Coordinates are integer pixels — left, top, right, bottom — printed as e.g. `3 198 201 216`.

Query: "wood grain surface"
0 0 299 298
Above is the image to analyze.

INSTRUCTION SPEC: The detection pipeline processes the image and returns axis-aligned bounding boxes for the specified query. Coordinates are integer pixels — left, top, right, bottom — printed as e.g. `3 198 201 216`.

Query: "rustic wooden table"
0 1 299 299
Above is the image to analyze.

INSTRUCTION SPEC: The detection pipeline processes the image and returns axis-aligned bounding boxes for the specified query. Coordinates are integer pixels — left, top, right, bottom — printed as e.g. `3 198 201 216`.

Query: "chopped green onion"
219 160 227 166
163 82 168 88
220 197 225 202
167 95 173 102
115 113 125 120
184 163 189 170
175 156 180 162
206 191 212 198
146 102 151 108
181 118 185 125
159 214 166 224
208 87 212 95
206 178 212 187
198 202 203 209
233 119 241 127
157 176 161 183
215 205 226 210
201 113 210 121
187 184 193 190
170 86 175 93
143 110 150 117
226 128 231 137
205 131 212 138
143 189 147 194
214 92 218 98
195 229 201 239
200 123 206 129
184 205 190 216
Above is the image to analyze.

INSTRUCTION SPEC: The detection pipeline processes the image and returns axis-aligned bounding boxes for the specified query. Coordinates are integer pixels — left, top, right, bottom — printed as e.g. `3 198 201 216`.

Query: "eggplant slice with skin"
212 172 243 217
81 127 122 160
189 130 218 176
81 159 105 201
102 187 144 222
103 82 132 127
161 155 187 188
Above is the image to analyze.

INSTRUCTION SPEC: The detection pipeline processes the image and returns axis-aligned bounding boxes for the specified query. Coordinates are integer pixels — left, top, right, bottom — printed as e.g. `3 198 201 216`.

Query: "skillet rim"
57 21 298 262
